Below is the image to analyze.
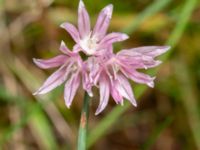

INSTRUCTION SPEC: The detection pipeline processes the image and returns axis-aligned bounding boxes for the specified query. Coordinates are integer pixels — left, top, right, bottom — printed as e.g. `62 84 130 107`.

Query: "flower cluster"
33 0 170 115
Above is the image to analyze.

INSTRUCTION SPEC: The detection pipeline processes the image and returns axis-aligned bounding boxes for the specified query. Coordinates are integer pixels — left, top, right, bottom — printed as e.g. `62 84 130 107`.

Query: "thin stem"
77 92 90 150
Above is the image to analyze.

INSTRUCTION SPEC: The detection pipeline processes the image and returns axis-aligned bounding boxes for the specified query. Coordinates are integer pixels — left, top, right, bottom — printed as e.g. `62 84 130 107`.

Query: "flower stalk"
77 92 90 150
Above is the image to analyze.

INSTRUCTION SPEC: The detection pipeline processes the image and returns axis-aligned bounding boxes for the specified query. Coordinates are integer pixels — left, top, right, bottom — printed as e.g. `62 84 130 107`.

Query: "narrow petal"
83 81 93 97
121 46 170 58
92 4 113 40
60 22 80 43
87 57 100 83
110 80 123 104
95 45 113 56
118 54 162 69
95 74 110 115
78 0 91 38
132 60 162 69
64 72 81 108
122 67 155 88
116 74 137 106
82 57 101 90
73 44 82 52
99 32 129 46
33 55 67 69
82 68 93 97
33 64 69 95
59 41 74 56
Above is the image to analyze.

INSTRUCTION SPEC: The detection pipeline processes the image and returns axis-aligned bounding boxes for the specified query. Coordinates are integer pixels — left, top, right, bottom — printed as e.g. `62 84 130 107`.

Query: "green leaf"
29 107 58 150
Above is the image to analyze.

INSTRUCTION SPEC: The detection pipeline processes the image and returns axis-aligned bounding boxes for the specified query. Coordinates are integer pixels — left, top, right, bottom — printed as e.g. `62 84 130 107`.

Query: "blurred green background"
0 0 200 149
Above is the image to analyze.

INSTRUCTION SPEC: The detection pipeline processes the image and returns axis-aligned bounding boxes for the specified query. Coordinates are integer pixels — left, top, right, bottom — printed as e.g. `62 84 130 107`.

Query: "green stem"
77 92 90 150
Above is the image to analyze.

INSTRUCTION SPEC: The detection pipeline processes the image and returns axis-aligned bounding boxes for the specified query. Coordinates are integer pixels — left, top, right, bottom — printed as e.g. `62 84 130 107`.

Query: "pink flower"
33 41 84 108
93 46 170 115
33 0 170 115
60 0 128 56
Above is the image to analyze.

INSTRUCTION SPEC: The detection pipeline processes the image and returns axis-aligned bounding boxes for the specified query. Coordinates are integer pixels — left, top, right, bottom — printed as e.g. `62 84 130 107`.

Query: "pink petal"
33 55 67 69
95 74 110 115
73 44 82 52
64 72 81 108
60 22 80 43
82 71 93 97
82 57 101 91
82 68 93 97
87 57 100 83
92 4 113 40
122 46 170 58
117 48 165 69
59 41 74 56
78 0 91 38
100 32 129 46
82 69 90 89
110 80 123 104
118 54 162 69
116 74 137 106
122 67 155 88
95 45 113 56
130 60 162 69
33 64 69 95
117 49 154 60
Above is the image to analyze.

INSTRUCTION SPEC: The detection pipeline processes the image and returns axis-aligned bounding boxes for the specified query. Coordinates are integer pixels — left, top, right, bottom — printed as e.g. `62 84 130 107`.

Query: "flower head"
93 46 170 115
33 41 84 108
60 0 128 56
33 0 170 115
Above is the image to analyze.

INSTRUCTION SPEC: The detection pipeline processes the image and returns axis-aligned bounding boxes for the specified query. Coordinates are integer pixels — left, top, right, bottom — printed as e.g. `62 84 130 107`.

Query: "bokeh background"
0 0 200 149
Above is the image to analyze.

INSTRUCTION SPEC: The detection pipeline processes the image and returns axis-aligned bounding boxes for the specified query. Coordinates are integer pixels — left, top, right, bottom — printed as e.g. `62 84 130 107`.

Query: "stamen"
80 33 98 55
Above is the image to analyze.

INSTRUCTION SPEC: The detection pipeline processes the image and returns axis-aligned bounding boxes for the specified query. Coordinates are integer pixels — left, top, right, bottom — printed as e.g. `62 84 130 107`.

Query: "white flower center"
80 33 98 55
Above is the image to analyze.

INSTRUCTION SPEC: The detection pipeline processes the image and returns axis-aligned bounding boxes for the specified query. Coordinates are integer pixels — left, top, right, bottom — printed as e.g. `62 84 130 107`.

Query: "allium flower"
93 46 170 115
33 41 84 108
33 0 170 115
60 0 129 56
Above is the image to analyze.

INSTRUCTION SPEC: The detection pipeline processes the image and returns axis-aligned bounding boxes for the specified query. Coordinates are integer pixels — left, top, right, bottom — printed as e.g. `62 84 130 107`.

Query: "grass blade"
29 107 58 150
174 60 200 150
0 86 58 149
123 0 172 34
166 0 197 48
